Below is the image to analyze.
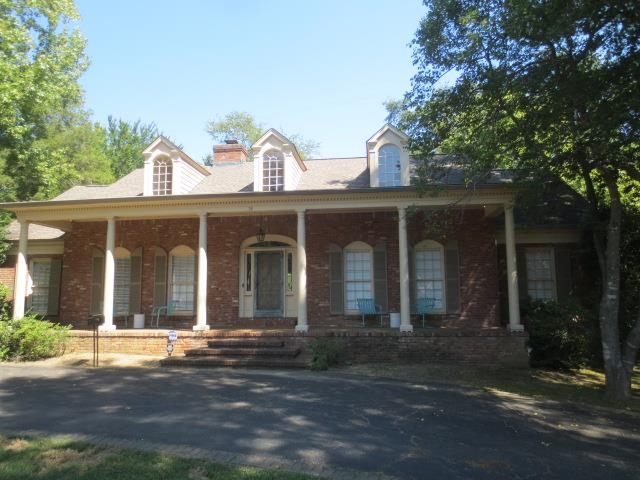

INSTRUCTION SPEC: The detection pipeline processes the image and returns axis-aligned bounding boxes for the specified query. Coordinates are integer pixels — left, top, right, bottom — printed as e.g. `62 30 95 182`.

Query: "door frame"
239 234 297 318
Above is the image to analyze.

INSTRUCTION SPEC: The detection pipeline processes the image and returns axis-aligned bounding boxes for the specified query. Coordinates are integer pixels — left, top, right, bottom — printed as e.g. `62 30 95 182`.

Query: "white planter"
133 313 145 329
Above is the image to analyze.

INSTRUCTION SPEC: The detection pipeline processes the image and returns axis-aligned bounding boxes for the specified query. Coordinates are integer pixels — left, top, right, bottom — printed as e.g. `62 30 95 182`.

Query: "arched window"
263 149 284 191
153 157 173 195
344 241 373 312
378 144 401 187
169 245 196 313
414 240 445 311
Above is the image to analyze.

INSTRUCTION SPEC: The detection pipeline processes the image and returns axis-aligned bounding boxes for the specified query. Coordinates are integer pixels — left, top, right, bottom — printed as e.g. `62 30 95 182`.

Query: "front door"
255 251 283 316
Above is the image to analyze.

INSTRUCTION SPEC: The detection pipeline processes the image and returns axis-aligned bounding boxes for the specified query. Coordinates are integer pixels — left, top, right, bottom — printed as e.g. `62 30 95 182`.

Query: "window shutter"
90 252 104 314
154 250 167 308
329 244 343 314
47 258 62 316
516 247 528 301
554 246 572 301
373 243 388 312
444 241 460 313
129 248 142 313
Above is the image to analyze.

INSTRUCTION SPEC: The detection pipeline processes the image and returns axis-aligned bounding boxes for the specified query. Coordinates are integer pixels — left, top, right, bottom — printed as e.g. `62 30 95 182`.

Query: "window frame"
152 156 173 196
413 240 446 313
27 258 51 315
262 149 284 192
168 245 196 314
343 241 373 313
378 144 402 187
113 247 131 316
525 247 557 301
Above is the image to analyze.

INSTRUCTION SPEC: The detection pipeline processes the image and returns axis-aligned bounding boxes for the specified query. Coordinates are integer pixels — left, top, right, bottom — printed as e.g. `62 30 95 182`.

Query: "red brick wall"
0 255 16 299
59 209 499 329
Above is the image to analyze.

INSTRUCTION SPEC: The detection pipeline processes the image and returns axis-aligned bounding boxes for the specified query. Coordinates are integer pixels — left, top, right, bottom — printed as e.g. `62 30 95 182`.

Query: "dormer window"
378 144 401 187
153 157 172 195
262 149 284 192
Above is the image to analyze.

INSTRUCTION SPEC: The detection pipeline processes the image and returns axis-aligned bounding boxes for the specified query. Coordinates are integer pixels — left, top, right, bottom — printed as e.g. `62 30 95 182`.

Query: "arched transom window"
378 144 401 187
263 149 284 192
153 157 173 195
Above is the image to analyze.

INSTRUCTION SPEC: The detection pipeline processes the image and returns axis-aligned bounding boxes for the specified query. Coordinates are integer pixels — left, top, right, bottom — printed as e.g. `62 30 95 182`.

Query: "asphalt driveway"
0 364 638 479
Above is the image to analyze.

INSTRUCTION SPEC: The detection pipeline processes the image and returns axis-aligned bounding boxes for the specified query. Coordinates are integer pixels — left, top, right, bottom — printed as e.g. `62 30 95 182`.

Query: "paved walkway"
0 364 638 479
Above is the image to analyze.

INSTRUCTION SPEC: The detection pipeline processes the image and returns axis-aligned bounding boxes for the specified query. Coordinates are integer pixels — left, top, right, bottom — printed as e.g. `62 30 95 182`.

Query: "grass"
0 434 323 480
340 364 640 413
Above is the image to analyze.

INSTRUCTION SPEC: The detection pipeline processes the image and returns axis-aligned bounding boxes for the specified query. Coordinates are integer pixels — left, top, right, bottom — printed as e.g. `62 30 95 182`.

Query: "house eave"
0 185 518 223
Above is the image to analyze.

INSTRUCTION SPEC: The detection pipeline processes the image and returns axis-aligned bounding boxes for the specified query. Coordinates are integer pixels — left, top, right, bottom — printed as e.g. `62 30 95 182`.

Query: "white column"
505 204 523 331
12 220 29 319
295 210 308 332
101 218 117 331
398 206 413 332
194 213 210 330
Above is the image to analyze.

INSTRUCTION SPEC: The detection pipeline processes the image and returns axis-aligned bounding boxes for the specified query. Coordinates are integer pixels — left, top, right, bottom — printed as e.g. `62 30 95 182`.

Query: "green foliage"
0 285 69 361
0 315 70 361
206 111 319 160
105 116 159 179
399 0 640 398
524 300 597 370
0 0 88 200
310 337 345 370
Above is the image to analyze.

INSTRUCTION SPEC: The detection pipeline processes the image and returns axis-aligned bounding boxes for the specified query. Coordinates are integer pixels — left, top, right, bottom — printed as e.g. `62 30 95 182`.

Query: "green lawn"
0 435 323 480
341 364 640 413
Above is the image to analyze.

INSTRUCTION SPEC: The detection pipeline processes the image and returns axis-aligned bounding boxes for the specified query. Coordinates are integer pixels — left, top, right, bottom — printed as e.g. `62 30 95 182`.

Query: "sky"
75 0 426 162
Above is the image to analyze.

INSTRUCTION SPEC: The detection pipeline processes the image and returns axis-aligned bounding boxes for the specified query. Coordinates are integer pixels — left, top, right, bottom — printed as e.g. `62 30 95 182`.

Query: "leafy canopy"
206 111 319 160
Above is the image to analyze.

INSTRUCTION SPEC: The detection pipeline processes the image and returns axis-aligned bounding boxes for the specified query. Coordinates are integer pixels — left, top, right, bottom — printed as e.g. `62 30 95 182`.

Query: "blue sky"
75 0 426 161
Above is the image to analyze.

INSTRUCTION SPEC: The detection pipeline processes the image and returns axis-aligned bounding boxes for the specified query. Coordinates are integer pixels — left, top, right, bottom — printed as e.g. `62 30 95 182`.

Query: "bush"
310 337 345 370
524 300 596 369
0 315 70 362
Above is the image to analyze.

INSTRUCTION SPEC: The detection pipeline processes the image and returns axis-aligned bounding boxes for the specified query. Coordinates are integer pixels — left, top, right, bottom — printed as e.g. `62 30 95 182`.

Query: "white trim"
343 241 373 314
168 245 196 315
524 246 557 301
413 239 446 313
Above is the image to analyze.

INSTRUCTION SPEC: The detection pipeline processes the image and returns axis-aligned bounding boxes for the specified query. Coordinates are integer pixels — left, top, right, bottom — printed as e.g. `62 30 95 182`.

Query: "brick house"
0 125 582 334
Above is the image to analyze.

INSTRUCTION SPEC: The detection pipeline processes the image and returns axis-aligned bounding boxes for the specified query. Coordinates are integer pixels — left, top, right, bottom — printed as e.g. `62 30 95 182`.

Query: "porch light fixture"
256 226 266 242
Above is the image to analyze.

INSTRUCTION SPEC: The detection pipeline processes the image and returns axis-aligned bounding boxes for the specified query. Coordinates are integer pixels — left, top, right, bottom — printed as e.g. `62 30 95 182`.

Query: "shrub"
524 300 596 370
310 337 345 370
0 315 70 361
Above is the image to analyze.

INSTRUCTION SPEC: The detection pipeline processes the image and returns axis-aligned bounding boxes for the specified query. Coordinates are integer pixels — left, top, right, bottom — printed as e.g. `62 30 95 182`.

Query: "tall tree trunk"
599 173 632 400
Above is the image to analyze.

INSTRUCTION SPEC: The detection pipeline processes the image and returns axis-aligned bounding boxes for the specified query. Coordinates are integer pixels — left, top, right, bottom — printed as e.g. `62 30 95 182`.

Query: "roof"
5 221 65 241
53 169 144 201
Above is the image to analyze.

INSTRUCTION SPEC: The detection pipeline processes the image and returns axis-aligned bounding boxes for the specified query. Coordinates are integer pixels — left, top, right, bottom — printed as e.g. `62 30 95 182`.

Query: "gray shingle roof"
53 169 144 201
47 155 514 203
5 221 64 240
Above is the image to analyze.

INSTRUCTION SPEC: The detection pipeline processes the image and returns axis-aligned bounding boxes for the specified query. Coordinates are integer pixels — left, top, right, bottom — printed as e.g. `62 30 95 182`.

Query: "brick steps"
160 335 309 369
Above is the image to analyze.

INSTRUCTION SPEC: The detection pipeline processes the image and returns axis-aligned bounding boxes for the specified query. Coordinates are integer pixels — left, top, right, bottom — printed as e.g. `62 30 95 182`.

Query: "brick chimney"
213 139 248 163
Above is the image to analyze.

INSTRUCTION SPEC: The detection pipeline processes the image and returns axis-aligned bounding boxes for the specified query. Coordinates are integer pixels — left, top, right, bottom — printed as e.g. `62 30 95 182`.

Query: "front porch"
66 327 529 368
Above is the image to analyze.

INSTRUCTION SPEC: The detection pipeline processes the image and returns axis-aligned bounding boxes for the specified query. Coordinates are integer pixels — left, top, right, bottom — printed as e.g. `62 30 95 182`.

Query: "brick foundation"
67 328 529 368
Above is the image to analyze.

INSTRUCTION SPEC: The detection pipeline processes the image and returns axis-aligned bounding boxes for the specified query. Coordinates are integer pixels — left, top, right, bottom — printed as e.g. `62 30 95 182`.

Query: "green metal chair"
416 297 436 328
357 298 384 327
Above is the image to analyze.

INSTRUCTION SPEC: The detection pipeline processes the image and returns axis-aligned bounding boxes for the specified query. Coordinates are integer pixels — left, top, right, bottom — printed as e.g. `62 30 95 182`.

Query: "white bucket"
133 313 145 329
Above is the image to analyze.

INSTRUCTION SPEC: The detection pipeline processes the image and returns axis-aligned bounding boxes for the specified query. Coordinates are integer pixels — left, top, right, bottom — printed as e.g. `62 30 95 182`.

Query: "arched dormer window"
378 144 401 187
262 149 284 192
153 157 173 195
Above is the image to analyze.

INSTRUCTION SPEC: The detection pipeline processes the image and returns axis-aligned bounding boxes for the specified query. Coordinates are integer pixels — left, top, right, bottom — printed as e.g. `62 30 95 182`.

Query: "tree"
399 0 640 399
0 0 88 200
104 116 159 179
206 111 319 160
